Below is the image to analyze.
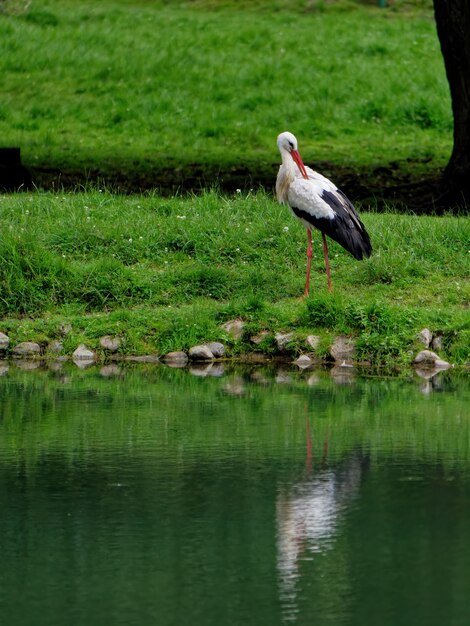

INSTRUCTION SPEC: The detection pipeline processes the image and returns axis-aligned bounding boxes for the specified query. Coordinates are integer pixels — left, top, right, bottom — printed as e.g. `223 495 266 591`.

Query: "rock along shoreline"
0 323 463 378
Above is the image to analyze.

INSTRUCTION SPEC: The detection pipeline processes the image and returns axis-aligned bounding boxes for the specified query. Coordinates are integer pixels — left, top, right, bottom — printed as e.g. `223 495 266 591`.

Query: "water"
0 362 469 626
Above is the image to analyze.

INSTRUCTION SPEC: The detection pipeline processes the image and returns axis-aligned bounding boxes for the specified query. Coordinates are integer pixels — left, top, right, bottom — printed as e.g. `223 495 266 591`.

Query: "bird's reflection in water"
276 417 368 621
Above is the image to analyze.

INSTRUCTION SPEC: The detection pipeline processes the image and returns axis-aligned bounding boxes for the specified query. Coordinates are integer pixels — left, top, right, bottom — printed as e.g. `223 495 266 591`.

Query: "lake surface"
0 361 469 626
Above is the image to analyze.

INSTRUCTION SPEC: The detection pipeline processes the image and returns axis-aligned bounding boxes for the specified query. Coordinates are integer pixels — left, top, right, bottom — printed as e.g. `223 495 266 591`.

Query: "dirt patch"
23 159 449 213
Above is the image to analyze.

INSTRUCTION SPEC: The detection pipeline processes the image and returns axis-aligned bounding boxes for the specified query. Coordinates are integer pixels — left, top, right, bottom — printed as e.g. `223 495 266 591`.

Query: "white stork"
276 131 372 295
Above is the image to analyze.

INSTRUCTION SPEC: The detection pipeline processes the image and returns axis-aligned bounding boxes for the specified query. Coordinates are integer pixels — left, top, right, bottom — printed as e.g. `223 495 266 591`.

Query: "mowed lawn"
0 0 452 179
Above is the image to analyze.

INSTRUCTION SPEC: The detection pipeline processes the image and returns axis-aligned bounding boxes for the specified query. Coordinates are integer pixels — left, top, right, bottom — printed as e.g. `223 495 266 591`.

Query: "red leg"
322 232 332 292
305 414 313 473
304 229 313 297
322 431 329 468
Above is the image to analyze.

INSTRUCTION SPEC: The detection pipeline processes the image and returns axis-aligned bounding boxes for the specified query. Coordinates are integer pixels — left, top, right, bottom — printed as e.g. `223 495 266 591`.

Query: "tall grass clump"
0 235 157 315
299 293 422 365
0 234 72 314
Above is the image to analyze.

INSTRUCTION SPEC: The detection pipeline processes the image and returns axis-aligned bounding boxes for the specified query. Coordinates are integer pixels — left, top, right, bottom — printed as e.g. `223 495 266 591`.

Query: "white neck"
276 149 296 203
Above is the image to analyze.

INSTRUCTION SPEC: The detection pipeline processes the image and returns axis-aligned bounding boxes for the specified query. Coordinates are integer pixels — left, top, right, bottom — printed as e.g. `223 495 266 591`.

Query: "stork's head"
276 131 308 179
277 131 298 154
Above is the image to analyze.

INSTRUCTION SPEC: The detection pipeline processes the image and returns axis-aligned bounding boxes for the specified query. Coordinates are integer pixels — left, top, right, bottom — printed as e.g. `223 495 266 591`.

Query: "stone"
415 364 452 380
73 359 95 370
188 345 214 361
0 332 10 351
413 350 451 370
250 330 271 345
72 344 96 361
417 328 433 348
59 323 72 336
431 335 444 351
162 360 186 369
123 354 160 363
205 342 225 358
12 341 41 357
275 332 294 352
161 351 188 365
329 336 356 363
221 319 245 340
306 335 321 350
294 354 313 369
413 350 440 364
47 340 64 353
100 335 121 352
434 359 451 370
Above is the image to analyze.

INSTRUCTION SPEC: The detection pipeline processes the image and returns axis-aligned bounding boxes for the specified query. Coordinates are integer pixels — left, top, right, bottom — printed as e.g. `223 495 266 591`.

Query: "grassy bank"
0 190 468 367
0 0 451 195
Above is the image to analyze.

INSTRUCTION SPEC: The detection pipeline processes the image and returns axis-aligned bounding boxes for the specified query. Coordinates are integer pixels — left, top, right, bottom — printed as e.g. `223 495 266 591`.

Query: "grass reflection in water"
0 363 468 626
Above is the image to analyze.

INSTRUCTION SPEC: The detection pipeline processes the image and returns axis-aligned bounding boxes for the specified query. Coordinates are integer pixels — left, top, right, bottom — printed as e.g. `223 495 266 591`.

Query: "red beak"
290 149 309 180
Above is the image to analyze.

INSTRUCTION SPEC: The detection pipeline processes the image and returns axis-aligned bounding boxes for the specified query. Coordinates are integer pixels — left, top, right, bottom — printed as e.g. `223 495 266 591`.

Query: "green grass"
0 1 466 367
0 190 468 366
0 0 451 184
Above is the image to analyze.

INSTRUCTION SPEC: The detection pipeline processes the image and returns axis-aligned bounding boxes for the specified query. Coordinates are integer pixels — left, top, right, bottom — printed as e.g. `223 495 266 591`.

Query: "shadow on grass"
23 156 450 213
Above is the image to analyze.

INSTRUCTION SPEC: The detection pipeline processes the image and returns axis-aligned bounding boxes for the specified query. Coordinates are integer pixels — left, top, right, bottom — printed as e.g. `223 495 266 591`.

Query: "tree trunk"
433 0 470 210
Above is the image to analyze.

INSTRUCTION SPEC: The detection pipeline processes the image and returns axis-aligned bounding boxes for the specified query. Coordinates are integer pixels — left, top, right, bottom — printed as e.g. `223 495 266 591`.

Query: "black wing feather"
292 188 372 260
